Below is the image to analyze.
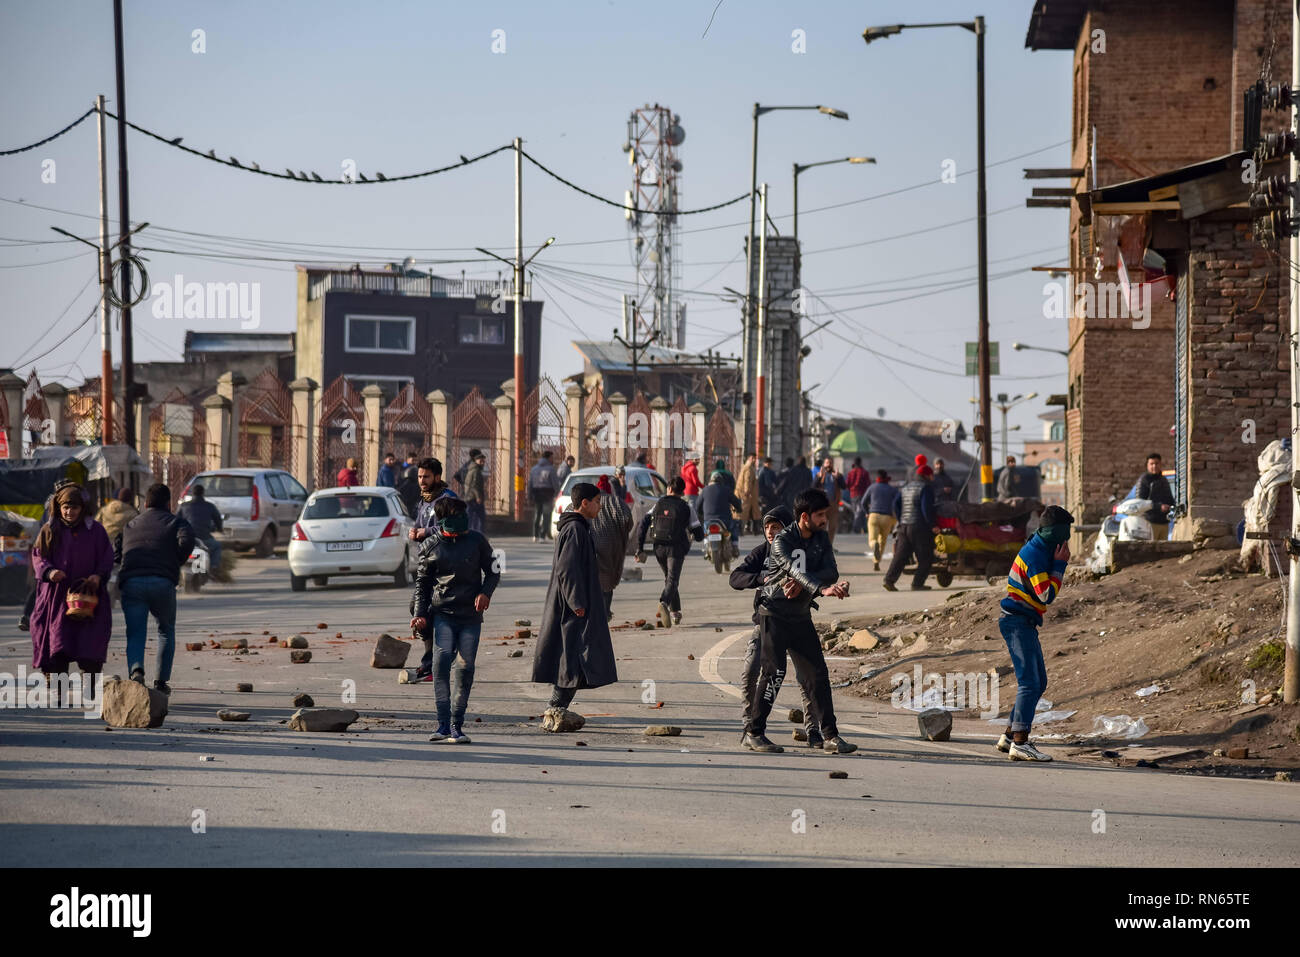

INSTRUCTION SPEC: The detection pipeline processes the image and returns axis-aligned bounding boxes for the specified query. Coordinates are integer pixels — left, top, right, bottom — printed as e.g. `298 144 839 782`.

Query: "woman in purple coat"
30 484 115 680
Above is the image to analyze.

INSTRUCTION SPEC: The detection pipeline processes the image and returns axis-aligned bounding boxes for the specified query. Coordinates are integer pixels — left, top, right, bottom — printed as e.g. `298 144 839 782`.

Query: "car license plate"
707 534 721 543
326 541 364 552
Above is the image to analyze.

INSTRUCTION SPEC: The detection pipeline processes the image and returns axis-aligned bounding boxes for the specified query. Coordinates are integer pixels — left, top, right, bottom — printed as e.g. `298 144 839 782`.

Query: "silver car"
555 465 668 553
179 468 309 557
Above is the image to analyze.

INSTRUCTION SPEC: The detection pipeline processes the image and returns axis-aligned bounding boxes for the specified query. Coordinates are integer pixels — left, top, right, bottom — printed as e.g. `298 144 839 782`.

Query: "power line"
14 296 103 371
518 148 748 215
11 272 101 367
0 106 96 155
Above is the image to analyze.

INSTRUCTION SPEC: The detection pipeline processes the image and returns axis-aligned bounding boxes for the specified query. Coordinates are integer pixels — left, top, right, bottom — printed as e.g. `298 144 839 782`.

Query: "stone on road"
288 708 359 732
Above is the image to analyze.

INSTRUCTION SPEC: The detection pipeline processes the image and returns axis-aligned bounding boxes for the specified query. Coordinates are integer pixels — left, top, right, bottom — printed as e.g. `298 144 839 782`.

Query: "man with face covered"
997 505 1074 762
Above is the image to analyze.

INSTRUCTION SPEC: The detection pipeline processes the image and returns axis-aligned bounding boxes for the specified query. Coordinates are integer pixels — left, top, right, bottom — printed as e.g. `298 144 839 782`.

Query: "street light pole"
755 183 768 458
514 137 525 523
792 156 876 244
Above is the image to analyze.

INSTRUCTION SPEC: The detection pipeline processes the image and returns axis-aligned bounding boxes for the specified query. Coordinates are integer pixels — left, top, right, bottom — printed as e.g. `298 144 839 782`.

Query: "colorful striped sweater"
1000 533 1067 626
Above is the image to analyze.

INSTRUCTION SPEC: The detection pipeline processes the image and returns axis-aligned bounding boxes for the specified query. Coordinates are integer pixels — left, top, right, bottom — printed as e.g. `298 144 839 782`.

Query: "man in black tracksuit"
745 488 858 755
729 506 819 745
883 464 937 592
635 476 703 627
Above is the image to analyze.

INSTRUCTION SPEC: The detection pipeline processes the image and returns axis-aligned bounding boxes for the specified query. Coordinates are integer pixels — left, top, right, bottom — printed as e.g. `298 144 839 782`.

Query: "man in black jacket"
884 465 937 592
410 496 500 744
635 476 703 627
116 483 195 694
729 506 820 745
1135 452 1174 529
178 483 225 579
745 488 858 754
699 471 743 555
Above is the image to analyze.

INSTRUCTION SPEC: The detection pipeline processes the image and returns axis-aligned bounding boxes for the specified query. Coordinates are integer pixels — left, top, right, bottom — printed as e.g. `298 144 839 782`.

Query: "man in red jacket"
845 456 870 534
680 454 703 517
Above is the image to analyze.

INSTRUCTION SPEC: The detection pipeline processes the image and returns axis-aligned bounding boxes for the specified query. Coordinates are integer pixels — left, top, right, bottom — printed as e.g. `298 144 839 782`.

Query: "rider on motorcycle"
179 484 227 581
699 471 743 556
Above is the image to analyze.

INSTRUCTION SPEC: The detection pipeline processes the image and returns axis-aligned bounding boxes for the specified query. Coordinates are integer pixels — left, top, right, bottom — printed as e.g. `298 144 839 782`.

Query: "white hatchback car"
287 486 418 591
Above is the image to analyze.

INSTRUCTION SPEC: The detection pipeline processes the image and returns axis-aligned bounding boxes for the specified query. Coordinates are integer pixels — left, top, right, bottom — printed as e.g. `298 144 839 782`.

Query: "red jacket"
337 467 359 488
681 460 702 496
846 466 870 498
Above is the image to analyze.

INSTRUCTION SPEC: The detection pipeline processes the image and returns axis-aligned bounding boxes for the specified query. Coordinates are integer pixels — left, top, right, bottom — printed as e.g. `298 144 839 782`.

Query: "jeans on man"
883 522 933 587
467 501 487 534
532 491 555 539
747 614 838 739
122 575 177 683
741 624 815 737
433 614 481 729
999 614 1047 733
197 534 221 572
653 543 688 612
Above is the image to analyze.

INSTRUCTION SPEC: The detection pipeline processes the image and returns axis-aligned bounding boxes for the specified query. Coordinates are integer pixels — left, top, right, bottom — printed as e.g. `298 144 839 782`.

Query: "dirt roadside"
819 545 1298 780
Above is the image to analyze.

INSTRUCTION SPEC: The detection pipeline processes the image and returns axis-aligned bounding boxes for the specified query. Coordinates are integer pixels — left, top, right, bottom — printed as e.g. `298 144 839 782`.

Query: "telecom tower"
622 104 685 348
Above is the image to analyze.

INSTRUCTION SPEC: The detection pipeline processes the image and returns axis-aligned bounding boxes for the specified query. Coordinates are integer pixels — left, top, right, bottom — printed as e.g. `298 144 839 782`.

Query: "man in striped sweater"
997 505 1074 762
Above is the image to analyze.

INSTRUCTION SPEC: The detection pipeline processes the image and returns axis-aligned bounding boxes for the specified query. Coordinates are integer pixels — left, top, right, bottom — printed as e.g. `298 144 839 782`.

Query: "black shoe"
882 581 897 592
153 680 171 695
742 732 784 753
910 584 932 591
807 733 825 750
129 669 145 685
17 616 29 632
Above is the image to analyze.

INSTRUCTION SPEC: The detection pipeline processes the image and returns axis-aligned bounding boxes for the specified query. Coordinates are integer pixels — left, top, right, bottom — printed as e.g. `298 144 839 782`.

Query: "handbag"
64 578 99 620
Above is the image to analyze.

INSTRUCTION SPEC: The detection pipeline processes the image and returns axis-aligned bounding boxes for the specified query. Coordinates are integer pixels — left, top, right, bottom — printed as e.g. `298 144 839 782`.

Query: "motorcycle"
702 520 733 574
182 540 211 593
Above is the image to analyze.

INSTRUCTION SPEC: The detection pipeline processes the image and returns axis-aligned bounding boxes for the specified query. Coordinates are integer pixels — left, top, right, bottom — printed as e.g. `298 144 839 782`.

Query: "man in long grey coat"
531 482 617 714
590 474 632 621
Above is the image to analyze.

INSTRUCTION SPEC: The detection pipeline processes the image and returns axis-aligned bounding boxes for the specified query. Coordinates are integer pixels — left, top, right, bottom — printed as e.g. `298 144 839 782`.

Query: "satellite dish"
666 124 685 146
402 256 415 273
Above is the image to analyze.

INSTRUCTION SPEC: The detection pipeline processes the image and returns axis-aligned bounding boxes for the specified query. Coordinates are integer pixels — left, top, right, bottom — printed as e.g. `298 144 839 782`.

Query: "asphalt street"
1 535 1295 866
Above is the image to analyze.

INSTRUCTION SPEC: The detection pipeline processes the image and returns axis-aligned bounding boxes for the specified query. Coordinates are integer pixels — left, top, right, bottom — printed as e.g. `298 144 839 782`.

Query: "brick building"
1021 408 1066 507
1026 0 1292 531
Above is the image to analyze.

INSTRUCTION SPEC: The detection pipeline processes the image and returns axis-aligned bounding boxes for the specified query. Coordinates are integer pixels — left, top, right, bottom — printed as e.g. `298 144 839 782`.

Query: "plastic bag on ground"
1089 714 1149 739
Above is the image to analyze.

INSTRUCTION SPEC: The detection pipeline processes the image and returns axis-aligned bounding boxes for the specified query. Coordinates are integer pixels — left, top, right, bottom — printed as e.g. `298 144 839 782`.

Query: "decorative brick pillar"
649 395 670 471
689 402 708 460
492 393 514 516
0 371 24 459
608 392 628 466
565 383 585 467
362 384 384 486
202 394 232 468
133 392 152 463
426 389 451 467
216 371 246 467
40 382 67 445
289 377 318 490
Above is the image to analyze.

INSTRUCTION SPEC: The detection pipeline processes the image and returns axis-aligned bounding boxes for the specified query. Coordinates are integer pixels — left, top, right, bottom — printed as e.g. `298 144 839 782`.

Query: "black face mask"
439 514 469 535
1036 523 1070 546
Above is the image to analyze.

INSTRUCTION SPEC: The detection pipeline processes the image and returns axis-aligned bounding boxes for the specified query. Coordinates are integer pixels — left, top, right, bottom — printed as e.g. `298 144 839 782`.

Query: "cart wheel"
935 569 953 588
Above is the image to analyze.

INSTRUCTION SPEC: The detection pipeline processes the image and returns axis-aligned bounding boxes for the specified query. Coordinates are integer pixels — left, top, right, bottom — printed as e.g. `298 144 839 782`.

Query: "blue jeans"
999 614 1047 733
122 575 178 683
198 534 221 571
433 615 481 729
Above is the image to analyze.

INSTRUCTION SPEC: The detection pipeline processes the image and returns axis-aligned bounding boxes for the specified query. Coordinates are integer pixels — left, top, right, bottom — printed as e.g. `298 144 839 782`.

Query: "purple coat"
30 518 115 670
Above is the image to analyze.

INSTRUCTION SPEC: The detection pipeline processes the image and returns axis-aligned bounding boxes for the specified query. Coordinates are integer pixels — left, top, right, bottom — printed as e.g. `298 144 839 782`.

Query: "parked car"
286 486 418 591
178 469 308 557
554 465 668 552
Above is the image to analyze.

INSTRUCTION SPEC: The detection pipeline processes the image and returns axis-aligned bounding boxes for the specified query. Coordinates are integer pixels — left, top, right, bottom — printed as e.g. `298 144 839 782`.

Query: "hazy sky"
1 0 1073 448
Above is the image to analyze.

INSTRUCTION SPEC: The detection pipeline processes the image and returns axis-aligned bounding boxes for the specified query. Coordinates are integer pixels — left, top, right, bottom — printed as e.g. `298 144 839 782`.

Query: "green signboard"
965 341 998 376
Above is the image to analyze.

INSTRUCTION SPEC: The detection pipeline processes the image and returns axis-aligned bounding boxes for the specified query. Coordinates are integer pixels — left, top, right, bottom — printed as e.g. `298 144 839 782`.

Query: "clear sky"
1 0 1073 449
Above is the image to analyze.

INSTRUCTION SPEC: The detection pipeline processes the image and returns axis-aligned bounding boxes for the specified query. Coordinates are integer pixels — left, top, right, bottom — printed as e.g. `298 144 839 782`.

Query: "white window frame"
457 313 507 345
344 314 416 354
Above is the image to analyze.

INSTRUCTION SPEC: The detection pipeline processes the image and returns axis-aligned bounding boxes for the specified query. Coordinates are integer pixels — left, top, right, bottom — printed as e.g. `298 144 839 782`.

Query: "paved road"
1 536 1295 866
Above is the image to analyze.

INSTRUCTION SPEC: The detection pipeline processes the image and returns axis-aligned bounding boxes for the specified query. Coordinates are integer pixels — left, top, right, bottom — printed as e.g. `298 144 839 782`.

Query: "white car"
287 486 418 591
554 465 668 553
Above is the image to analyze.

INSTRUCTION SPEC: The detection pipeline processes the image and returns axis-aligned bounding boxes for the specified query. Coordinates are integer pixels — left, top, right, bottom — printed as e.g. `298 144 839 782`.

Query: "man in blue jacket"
997 505 1073 762
883 465 936 591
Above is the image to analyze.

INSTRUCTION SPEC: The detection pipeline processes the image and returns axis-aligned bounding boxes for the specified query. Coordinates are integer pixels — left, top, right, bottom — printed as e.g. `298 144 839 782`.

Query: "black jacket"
178 498 223 538
1137 471 1174 523
115 508 195 586
699 483 742 523
730 541 771 624
758 524 837 620
637 494 703 551
779 464 813 508
895 479 935 526
531 510 618 689
411 529 500 623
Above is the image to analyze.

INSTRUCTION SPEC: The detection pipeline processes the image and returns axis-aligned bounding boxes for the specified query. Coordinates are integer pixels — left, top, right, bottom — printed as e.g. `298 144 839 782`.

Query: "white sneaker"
1008 740 1053 762
428 728 450 742
996 733 1013 753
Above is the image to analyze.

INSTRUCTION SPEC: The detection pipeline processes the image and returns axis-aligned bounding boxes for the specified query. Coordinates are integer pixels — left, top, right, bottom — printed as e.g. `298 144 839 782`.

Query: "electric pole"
96 95 113 445
113 0 135 449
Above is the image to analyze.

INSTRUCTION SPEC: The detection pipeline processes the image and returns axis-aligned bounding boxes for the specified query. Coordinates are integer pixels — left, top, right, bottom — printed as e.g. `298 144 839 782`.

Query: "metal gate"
317 376 368 488
238 369 297 473
149 388 209 507
583 384 613 466
705 407 740 472
660 394 690 483
384 384 433 464
524 374 570 463
626 391 652 466
22 372 52 455
450 387 499 512
64 389 124 446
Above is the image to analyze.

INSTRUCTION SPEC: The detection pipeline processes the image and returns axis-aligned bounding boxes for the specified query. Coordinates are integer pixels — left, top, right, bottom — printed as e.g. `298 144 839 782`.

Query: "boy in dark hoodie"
729 506 819 746
997 504 1074 762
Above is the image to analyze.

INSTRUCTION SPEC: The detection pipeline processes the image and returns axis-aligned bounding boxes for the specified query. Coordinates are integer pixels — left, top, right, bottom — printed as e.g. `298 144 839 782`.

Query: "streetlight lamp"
864 17 992 499
976 391 1038 463
743 103 849 457
1012 341 1068 357
792 157 875 243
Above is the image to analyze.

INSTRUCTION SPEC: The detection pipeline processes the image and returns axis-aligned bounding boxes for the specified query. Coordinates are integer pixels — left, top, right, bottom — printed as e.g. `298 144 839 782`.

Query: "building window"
1050 421 1065 441
458 315 506 345
345 315 415 354
342 374 412 400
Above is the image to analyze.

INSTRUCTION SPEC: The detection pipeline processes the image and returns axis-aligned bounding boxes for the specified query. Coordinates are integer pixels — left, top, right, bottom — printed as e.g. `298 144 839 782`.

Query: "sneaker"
996 733 1013 753
153 680 171 695
742 733 784 753
1009 740 1053 762
428 725 451 742
449 726 472 744
807 733 825 750
658 602 673 628
416 671 433 683
882 581 897 592
18 616 30 632
129 669 145 685
823 736 858 754
873 561 880 571
911 584 932 591
672 611 682 625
